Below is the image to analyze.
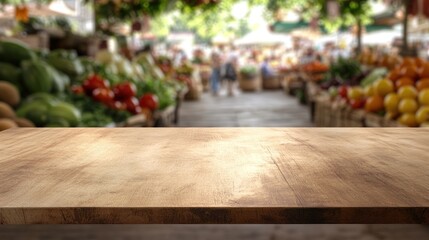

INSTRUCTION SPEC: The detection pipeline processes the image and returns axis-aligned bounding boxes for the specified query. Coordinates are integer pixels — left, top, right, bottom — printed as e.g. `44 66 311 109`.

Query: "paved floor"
1 225 428 240
178 90 312 127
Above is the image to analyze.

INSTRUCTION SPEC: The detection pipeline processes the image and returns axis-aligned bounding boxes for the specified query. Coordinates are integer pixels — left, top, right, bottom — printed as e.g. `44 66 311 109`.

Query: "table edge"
1 207 427 224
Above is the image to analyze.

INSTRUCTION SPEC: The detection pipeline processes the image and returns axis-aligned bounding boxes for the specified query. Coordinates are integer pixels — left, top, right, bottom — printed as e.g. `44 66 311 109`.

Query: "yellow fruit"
418 89 429 105
385 111 399 120
364 85 375 97
374 79 394 96
398 113 418 127
415 106 429 124
398 86 418 99
398 98 418 114
384 93 400 112
347 86 364 100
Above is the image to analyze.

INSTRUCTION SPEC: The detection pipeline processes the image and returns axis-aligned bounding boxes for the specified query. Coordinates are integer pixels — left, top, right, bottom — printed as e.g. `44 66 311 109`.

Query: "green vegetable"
0 40 36 66
46 65 70 93
65 93 130 127
329 58 361 82
0 62 22 89
16 101 49 127
21 60 53 93
24 93 59 107
361 68 388 87
46 51 84 77
240 66 258 76
136 78 176 110
48 102 81 127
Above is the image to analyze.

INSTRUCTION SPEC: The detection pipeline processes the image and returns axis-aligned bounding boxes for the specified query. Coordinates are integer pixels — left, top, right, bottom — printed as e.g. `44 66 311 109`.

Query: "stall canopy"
234 29 292 47
0 1 76 18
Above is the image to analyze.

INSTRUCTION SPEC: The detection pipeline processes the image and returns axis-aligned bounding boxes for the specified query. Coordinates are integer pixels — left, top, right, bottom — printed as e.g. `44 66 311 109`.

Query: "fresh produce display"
240 66 258 77
358 50 402 70
320 58 367 90
16 93 81 127
0 39 183 128
317 56 429 127
46 50 84 78
0 81 34 131
0 40 36 66
302 61 329 73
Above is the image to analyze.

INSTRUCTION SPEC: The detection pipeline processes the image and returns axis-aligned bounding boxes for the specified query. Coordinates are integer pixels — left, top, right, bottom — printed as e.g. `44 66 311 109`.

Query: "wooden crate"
306 81 322 103
262 75 281 89
114 114 150 127
346 109 365 127
383 118 404 127
314 96 332 127
153 106 176 127
365 113 384 127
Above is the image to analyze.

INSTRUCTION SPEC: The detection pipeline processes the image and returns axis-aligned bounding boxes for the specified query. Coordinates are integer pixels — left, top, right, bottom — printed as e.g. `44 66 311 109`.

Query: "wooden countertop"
0 128 428 224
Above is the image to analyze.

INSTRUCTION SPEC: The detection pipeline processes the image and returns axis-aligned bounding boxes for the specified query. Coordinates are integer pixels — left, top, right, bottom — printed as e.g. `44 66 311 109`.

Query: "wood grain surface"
0 128 428 224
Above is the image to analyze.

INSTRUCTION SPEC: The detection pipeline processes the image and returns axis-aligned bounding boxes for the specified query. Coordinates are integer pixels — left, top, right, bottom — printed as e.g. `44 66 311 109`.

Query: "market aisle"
178 90 312 127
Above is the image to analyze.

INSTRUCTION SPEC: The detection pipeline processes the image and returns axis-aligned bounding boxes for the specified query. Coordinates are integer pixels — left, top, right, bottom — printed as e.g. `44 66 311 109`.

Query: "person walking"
223 56 238 96
210 52 222 96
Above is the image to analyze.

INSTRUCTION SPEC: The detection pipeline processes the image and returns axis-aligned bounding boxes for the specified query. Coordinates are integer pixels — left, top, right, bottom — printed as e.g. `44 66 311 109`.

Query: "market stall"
0 39 186 131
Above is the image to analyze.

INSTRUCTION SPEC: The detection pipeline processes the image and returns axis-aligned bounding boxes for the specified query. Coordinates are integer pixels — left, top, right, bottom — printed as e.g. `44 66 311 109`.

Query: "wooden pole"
356 17 363 55
402 0 411 55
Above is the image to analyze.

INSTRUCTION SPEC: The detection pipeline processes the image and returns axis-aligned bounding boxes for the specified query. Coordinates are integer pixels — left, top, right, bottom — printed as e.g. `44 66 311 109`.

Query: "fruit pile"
331 57 429 127
358 50 402 70
73 74 159 115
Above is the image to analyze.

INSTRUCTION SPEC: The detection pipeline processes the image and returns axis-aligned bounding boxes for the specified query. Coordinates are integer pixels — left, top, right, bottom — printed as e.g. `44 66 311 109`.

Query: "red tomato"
113 82 137 100
92 88 114 103
83 74 110 95
350 99 365 109
71 85 84 95
123 97 141 114
106 100 126 110
139 93 159 111
338 85 348 99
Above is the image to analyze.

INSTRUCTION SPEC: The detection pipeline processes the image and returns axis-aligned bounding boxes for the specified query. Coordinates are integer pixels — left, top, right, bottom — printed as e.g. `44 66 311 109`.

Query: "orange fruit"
419 63 429 78
415 58 425 68
416 79 429 91
387 68 402 81
398 113 418 127
365 95 384 113
395 77 414 89
401 57 415 67
398 98 418 114
400 65 418 79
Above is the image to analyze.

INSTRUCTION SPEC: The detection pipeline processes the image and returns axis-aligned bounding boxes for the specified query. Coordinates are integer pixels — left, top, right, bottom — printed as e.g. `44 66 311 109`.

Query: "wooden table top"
0 128 428 224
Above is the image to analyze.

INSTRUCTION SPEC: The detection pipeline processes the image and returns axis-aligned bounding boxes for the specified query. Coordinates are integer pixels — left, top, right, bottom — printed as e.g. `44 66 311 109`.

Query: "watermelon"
0 40 36 66
21 60 53 93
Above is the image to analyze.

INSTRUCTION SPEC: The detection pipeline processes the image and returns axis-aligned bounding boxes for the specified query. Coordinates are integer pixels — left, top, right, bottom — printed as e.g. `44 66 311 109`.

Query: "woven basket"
239 73 260 91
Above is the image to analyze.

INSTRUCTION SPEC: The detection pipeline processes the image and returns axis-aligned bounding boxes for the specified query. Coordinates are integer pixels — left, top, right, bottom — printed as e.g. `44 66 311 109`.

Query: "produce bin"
239 73 260 92
262 75 281 90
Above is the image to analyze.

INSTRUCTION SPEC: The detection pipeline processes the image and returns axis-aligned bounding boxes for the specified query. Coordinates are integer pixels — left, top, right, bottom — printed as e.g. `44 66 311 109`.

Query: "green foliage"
240 66 258 76
316 0 373 33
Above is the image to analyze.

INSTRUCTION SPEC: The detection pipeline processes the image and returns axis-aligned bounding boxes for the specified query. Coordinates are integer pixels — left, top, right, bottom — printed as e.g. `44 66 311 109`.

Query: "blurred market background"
1 0 429 130
2 2 429 239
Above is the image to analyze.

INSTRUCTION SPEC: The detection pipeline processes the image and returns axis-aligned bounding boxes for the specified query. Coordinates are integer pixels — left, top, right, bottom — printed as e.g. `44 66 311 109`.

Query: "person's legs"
211 69 220 95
